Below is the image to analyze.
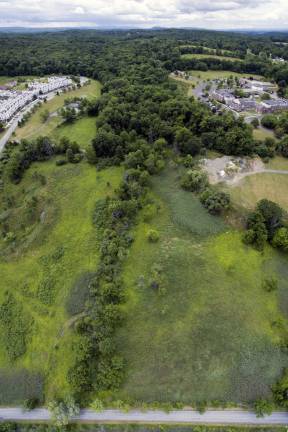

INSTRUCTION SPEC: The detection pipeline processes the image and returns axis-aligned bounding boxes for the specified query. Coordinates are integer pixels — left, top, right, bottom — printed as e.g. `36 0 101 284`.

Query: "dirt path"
202 156 288 186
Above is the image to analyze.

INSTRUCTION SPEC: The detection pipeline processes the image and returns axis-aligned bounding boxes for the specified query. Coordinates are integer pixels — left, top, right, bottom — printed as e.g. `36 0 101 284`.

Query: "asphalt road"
0 408 287 425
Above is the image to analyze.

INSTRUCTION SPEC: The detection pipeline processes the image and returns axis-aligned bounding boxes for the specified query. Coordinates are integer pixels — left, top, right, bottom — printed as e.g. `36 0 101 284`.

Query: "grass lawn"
188 70 265 82
266 155 288 170
180 45 236 56
52 116 97 150
181 53 242 62
229 172 288 212
113 167 288 405
253 127 276 141
14 79 101 142
0 157 122 402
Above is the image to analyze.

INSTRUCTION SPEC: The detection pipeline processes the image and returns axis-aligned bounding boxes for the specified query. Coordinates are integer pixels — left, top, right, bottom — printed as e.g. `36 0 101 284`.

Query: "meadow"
0 159 122 402
253 127 276 141
0 76 118 403
181 53 243 62
229 172 288 212
114 166 288 405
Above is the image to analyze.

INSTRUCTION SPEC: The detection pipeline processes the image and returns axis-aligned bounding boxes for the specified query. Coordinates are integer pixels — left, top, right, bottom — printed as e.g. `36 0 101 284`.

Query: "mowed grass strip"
0 160 122 399
181 53 243 62
113 168 287 404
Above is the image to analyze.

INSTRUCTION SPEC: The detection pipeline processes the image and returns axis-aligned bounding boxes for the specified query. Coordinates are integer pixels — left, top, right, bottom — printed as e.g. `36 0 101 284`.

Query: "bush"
272 227 288 251
243 211 268 251
0 293 32 361
254 399 273 417
200 188 230 215
147 229 160 243
90 398 104 412
262 277 278 292
55 159 67 166
180 169 208 192
48 396 80 427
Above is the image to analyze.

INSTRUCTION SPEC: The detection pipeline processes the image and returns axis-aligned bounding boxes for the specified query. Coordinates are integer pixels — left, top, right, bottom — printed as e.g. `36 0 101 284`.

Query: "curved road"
0 408 287 425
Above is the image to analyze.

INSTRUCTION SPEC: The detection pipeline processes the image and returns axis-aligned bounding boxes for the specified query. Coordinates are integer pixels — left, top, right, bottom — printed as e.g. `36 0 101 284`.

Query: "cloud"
0 0 286 29
72 6 85 14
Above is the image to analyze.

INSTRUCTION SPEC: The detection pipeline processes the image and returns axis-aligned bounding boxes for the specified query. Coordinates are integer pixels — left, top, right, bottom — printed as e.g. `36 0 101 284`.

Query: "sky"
0 0 287 30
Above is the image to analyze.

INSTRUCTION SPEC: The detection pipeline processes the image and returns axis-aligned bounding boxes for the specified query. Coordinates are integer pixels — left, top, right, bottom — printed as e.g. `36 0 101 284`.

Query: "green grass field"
253 127 276 141
0 160 122 401
14 79 101 143
181 53 243 62
0 76 116 403
113 167 288 405
229 172 288 212
188 70 265 81
180 45 236 57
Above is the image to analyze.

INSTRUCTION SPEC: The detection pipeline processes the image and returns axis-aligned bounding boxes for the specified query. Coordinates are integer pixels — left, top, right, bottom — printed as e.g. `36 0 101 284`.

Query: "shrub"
262 277 278 292
147 229 160 243
257 199 284 240
37 276 56 305
90 398 104 412
272 227 288 251
254 399 273 417
200 188 230 214
48 396 80 427
243 211 268 251
0 293 32 361
55 159 67 166
180 169 208 192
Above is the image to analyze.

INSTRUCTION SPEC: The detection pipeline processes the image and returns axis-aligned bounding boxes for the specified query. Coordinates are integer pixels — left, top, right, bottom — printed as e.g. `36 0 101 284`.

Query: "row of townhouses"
0 76 73 123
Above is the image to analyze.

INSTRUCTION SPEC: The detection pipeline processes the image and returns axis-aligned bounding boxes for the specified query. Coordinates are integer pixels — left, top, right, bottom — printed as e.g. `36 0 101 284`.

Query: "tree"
40 109 49 123
278 136 288 158
92 130 121 158
257 199 284 240
254 399 273 418
175 127 202 156
272 227 288 251
251 118 259 129
200 189 230 214
261 114 278 130
243 211 268 251
48 396 80 427
59 106 77 123
180 169 208 192
90 399 104 412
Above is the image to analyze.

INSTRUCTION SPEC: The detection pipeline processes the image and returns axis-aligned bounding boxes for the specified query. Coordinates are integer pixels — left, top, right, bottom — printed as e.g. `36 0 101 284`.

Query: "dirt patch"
201 156 265 185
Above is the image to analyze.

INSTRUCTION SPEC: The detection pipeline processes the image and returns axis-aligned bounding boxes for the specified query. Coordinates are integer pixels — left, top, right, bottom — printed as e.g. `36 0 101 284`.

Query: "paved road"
0 408 287 425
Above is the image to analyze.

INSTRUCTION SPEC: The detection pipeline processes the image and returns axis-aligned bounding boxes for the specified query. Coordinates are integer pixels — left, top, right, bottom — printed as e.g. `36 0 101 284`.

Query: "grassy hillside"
0 77 119 403
0 159 122 401
14 79 101 143
113 167 288 405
